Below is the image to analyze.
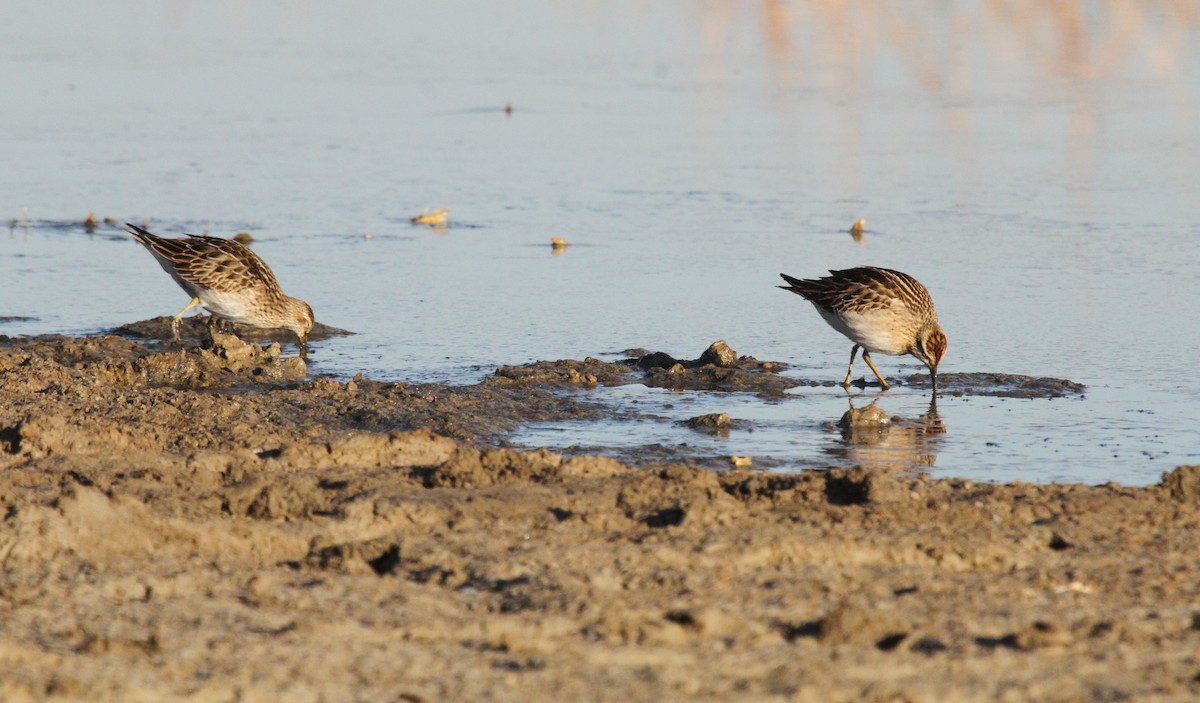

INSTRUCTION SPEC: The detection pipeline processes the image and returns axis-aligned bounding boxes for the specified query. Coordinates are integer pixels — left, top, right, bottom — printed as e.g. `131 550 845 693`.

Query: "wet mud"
112 314 353 345
923 372 1087 399
496 340 1086 400
494 340 794 395
3 330 1196 702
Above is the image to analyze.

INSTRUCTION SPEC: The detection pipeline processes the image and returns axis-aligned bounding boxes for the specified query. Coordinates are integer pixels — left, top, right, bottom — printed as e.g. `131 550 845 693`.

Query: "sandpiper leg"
842 345 861 388
861 350 891 390
171 297 201 341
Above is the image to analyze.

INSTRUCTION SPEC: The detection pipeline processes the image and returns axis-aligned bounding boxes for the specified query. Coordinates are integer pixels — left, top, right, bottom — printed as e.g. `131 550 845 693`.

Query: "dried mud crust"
1 334 1193 702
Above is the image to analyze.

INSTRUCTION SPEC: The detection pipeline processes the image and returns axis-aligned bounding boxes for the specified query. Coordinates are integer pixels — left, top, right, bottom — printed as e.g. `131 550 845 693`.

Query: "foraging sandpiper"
778 267 946 393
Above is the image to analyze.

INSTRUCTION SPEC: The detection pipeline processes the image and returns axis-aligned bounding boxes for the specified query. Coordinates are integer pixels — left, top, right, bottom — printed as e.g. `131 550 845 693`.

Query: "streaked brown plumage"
126 224 314 349
778 267 947 393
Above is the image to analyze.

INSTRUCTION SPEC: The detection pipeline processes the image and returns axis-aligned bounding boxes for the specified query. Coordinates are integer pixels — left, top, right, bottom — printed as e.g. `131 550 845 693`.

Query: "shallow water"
3 1 1199 485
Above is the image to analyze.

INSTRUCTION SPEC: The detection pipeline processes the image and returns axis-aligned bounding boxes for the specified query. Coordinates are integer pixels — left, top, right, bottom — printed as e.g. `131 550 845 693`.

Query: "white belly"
199 289 255 324
816 307 909 356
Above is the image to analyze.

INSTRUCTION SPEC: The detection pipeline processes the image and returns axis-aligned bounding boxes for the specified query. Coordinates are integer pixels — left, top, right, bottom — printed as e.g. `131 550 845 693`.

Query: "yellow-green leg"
861 350 891 390
171 297 201 341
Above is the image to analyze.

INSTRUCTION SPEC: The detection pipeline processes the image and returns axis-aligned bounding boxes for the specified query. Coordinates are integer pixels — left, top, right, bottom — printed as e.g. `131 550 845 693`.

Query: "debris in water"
850 217 866 243
412 209 449 227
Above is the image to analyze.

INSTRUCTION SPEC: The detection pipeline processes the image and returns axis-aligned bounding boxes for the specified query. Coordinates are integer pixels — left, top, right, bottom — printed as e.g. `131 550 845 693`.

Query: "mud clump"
634 341 792 395
1161 464 1200 502
498 340 798 395
138 331 308 387
492 356 626 387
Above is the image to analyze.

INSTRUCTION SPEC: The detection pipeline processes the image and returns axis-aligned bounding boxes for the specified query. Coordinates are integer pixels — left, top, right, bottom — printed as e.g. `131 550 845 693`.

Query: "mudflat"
1 330 1198 702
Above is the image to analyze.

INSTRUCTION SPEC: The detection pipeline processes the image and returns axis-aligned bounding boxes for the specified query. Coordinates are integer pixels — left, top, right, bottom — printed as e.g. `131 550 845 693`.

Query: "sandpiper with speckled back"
126 224 315 351
778 267 947 393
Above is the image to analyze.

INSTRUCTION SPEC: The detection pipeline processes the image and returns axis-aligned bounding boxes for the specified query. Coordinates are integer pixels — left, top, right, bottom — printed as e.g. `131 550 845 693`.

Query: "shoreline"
1 330 1197 701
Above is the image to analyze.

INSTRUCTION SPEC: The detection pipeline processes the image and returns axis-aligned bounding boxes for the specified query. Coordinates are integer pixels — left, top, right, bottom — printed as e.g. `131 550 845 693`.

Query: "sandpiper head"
289 300 315 346
912 324 948 392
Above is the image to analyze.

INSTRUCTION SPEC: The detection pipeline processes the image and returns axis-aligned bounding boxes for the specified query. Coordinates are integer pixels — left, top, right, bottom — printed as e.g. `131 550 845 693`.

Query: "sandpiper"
127 224 314 350
778 267 946 393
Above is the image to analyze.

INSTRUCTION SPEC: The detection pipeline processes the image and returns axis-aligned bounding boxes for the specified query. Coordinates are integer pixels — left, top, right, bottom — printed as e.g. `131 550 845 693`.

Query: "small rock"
839 404 891 444
686 413 731 430
697 340 737 368
839 404 891 429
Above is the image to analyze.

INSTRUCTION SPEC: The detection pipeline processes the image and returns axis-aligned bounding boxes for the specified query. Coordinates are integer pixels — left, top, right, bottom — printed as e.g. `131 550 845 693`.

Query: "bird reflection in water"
829 397 945 472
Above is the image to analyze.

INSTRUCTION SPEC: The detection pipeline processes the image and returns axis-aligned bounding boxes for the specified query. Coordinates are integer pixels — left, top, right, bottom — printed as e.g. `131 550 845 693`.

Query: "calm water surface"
3 1 1199 485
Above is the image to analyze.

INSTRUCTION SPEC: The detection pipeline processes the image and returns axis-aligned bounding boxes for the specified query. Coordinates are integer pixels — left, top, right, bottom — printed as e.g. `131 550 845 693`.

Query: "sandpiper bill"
127 224 314 351
778 267 946 393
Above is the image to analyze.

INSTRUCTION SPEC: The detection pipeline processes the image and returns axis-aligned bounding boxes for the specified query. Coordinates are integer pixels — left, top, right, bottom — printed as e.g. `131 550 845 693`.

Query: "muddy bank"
3 332 1196 702
0 333 609 451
